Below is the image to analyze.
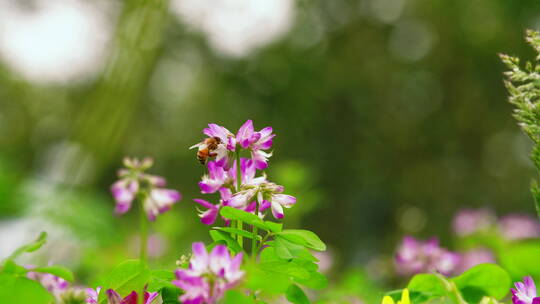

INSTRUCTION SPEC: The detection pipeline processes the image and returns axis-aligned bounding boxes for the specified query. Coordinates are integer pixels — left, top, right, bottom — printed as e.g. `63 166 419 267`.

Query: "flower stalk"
235 149 244 248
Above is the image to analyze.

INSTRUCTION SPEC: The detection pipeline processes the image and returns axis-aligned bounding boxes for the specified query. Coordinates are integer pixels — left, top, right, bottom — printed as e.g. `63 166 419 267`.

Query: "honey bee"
190 137 222 164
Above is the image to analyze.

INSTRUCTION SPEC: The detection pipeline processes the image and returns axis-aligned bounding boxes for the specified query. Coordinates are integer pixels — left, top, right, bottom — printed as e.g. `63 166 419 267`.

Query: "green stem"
251 204 259 257
235 149 243 248
435 273 467 304
140 203 148 263
138 198 148 304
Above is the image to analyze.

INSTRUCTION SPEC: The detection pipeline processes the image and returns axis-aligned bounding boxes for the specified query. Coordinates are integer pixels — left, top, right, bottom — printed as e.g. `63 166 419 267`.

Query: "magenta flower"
229 176 296 219
452 208 496 237
204 123 237 151
499 214 540 241
105 289 158 304
86 287 100 303
111 157 181 221
143 188 182 221
455 248 496 274
395 236 460 276
194 159 274 224
199 161 232 194
172 242 244 304
511 276 540 304
236 120 275 170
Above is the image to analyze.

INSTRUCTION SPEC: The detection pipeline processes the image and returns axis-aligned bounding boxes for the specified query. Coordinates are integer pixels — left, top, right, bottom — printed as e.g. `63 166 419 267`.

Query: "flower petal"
271 201 284 219
236 120 254 149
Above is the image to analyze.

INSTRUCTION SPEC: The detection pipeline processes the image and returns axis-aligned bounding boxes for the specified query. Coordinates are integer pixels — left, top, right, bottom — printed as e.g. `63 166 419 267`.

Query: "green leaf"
220 207 269 231
97 260 151 303
148 269 176 292
499 240 540 280
2 260 26 274
407 273 447 299
276 230 326 251
260 261 311 280
286 284 310 304
31 265 74 282
214 227 262 240
4 232 47 262
294 271 328 290
222 290 256 304
0 273 55 304
245 261 291 294
209 230 243 253
160 286 181 304
385 289 431 303
452 264 511 301
264 221 282 233
274 237 317 261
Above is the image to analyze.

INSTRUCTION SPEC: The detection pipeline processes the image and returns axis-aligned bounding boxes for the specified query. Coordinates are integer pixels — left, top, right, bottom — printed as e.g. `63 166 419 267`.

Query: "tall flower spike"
511 276 540 304
111 157 181 221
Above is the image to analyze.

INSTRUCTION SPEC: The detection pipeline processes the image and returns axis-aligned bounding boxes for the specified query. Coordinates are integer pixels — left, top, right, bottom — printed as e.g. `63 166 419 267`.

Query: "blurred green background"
1 0 540 296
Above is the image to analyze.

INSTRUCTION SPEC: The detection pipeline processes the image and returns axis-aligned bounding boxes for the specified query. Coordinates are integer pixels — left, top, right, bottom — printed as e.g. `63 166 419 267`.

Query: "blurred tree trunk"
69 0 170 182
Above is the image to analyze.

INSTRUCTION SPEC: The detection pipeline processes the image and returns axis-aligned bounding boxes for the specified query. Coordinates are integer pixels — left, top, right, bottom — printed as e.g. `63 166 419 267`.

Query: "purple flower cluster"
86 287 158 304
193 120 296 224
395 236 460 276
454 248 495 274
172 242 244 304
512 276 540 304
111 157 181 221
190 120 274 170
499 214 540 241
452 208 496 237
452 208 540 241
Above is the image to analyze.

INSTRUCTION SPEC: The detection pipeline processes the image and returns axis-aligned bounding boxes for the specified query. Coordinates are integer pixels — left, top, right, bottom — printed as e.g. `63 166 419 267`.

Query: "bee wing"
190 142 208 150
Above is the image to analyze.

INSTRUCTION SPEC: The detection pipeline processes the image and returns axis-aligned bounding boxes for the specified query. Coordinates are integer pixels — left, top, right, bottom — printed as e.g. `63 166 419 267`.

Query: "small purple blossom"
192 120 275 170
111 157 181 221
204 123 237 152
105 289 158 304
499 214 540 241
198 161 233 194
144 188 182 221
86 287 100 304
452 208 496 237
236 120 275 170
455 248 496 274
511 276 540 304
172 242 244 304
27 271 69 298
395 236 460 276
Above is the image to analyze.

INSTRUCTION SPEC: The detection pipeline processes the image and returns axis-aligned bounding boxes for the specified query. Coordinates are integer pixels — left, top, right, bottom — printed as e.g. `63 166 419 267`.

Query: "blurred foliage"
1 0 540 298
